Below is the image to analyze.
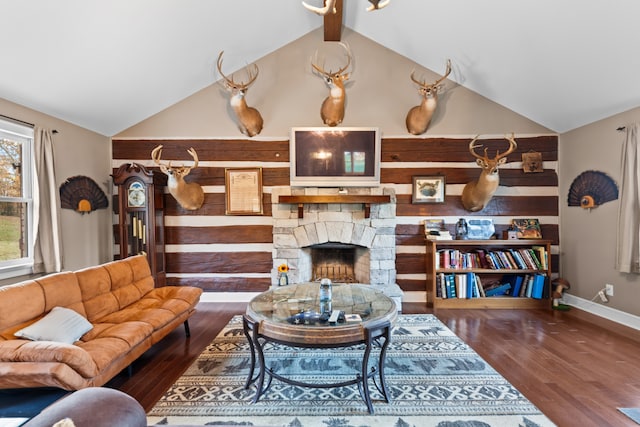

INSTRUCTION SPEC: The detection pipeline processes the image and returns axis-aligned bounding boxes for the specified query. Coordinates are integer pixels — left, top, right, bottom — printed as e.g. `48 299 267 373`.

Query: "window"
0 118 34 276
343 151 366 175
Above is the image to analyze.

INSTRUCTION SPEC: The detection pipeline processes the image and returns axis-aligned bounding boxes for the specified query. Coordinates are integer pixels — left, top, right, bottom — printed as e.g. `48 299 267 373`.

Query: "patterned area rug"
148 314 556 427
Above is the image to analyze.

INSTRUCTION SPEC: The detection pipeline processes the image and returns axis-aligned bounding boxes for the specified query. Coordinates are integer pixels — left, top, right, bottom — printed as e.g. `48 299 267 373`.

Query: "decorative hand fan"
59 176 108 214
567 170 618 209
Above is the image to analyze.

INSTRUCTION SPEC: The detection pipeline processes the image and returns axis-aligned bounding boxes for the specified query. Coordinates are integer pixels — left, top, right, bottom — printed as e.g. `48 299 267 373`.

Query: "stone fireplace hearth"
271 187 403 309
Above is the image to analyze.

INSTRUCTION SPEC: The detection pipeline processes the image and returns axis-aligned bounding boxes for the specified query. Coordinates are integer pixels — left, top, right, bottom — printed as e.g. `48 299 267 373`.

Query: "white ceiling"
2 0 639 136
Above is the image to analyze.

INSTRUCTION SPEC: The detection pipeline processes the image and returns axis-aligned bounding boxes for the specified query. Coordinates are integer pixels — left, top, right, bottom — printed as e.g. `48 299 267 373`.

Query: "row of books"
436 246 548 271
436 272 548 299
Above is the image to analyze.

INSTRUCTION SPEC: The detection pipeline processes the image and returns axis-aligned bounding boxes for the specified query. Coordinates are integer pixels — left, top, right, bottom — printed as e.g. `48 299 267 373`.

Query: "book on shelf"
475 274 486 297
439 274 444 297
446 274 456 298
484 252 499 269
455 274 466 299
526 248 543 269
511 275 524 297
531 273 546 299
475 249 490 269
426 231 453 240
508 249 528 269
531 245 548 270
525 275 534 297
496 251 514 269
485 282 512 297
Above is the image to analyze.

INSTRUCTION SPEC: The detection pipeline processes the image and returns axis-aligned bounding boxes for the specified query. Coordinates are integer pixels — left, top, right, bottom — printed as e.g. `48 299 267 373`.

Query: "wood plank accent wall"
112 135 559 298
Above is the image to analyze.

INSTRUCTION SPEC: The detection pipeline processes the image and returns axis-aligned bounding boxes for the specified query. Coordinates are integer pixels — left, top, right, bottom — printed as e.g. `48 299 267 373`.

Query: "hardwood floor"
107 302 640 427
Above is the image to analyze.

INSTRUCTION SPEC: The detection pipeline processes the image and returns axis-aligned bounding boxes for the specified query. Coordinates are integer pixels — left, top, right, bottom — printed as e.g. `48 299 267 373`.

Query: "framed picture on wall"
412 175 446 204
512 218 542 239
225 167 263 215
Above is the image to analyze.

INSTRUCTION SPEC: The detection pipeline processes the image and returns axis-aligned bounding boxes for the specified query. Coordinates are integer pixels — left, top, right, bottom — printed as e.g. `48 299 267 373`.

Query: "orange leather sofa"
0 255 202 390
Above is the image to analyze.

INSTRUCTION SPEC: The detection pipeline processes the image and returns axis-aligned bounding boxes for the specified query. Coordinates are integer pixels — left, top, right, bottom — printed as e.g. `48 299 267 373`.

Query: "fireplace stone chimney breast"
272 187 402 310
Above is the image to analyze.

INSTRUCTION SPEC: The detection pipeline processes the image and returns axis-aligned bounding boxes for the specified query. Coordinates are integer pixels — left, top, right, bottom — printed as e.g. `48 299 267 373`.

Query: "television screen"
290 127 381 187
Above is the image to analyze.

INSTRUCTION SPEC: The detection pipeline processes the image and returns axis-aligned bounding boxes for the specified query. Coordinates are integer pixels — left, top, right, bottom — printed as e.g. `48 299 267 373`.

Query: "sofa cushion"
0 340 99 378
75 265 120 322
0 280 46 332
14 307 93 344
36 272 86 316
103 256 154 309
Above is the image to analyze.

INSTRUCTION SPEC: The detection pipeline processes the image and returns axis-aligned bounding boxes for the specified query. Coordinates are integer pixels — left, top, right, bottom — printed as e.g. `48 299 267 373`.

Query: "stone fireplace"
271 187 403 308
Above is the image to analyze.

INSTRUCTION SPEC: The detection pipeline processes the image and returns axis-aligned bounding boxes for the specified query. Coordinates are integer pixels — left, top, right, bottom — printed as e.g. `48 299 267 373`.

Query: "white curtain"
616 123 640 273
33 127 62 273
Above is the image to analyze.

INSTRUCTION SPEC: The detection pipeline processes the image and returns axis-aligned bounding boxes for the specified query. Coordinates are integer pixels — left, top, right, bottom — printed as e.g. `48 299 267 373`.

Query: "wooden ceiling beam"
323 0 343 41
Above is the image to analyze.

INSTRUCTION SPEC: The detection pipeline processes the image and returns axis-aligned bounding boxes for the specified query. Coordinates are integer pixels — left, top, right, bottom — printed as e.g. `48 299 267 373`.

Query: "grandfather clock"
112 163 167 287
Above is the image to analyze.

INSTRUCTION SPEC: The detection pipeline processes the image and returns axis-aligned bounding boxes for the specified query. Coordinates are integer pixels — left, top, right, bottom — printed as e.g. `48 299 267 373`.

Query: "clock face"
127 181 146 207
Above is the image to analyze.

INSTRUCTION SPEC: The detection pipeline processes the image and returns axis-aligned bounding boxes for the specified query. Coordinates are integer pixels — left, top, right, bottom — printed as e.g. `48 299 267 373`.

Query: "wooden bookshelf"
425 239 552 309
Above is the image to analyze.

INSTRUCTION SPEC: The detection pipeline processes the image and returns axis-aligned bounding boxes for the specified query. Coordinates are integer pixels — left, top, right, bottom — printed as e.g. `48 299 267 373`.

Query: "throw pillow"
14 306 93 344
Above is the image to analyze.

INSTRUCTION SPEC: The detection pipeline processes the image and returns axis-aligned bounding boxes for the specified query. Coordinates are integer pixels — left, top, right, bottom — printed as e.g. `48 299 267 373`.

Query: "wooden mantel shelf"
278 195 391 219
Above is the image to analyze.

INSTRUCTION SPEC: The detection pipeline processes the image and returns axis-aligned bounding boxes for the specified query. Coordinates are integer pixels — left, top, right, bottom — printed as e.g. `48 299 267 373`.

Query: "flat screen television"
290 127 381 187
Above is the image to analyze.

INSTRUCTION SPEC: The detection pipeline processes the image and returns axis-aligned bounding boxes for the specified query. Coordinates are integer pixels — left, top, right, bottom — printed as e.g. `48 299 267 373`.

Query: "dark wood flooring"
107 302 640 427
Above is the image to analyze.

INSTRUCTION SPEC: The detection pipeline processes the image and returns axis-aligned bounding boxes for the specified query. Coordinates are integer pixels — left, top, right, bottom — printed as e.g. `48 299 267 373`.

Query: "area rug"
148 314 556 427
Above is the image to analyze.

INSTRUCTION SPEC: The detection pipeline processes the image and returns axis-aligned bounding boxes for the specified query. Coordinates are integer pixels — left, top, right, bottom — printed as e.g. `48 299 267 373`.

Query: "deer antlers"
216 51 264 137
302 0 390 14
311 43 352 127
468 133 518 165
302 0 337 15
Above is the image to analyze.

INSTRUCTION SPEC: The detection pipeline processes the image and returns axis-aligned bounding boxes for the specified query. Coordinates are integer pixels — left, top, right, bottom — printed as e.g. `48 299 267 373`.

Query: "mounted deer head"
302 0 337 15
405 59 452 135
461 134 518 212
151 145 205 211
311 42 352 127
216 51 264 137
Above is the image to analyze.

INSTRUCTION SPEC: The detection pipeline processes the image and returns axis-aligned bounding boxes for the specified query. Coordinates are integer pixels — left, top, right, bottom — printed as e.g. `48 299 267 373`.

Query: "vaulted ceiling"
1 1 639 136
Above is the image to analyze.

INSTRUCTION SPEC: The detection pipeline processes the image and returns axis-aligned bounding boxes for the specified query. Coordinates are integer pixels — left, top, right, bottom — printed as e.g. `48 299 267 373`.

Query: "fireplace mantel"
278 195 391 218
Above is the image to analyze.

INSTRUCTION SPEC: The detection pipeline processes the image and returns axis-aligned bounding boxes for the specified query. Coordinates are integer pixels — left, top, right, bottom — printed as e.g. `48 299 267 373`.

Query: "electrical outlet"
605 283 614 296
598 290 608 303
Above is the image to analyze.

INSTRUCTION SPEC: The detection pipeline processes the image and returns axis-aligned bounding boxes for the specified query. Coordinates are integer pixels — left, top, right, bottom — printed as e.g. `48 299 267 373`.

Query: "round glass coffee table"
243 282 397 414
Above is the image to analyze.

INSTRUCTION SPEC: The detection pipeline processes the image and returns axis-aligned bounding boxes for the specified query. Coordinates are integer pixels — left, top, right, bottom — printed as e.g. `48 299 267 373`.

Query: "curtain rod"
0 114 58 134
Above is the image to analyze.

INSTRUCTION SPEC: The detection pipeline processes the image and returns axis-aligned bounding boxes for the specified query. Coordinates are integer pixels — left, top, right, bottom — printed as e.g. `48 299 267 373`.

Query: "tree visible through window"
0 118 33 273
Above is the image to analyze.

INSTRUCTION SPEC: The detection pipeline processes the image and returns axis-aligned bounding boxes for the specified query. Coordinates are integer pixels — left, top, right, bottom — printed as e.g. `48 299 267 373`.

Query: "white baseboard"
563 293 640 331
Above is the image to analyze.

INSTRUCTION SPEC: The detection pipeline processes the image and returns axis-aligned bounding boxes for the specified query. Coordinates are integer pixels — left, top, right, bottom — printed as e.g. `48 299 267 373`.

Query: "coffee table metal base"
242 315 392 414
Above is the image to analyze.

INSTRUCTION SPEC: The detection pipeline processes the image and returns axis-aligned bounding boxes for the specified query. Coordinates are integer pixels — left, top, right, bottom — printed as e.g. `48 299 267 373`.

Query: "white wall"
560 106 640 316
0 98 112 273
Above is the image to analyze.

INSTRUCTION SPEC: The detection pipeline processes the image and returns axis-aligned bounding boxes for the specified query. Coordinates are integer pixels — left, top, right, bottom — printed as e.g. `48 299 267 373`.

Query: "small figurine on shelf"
278 264 289 286
503 223 519 240
455 218 468 240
